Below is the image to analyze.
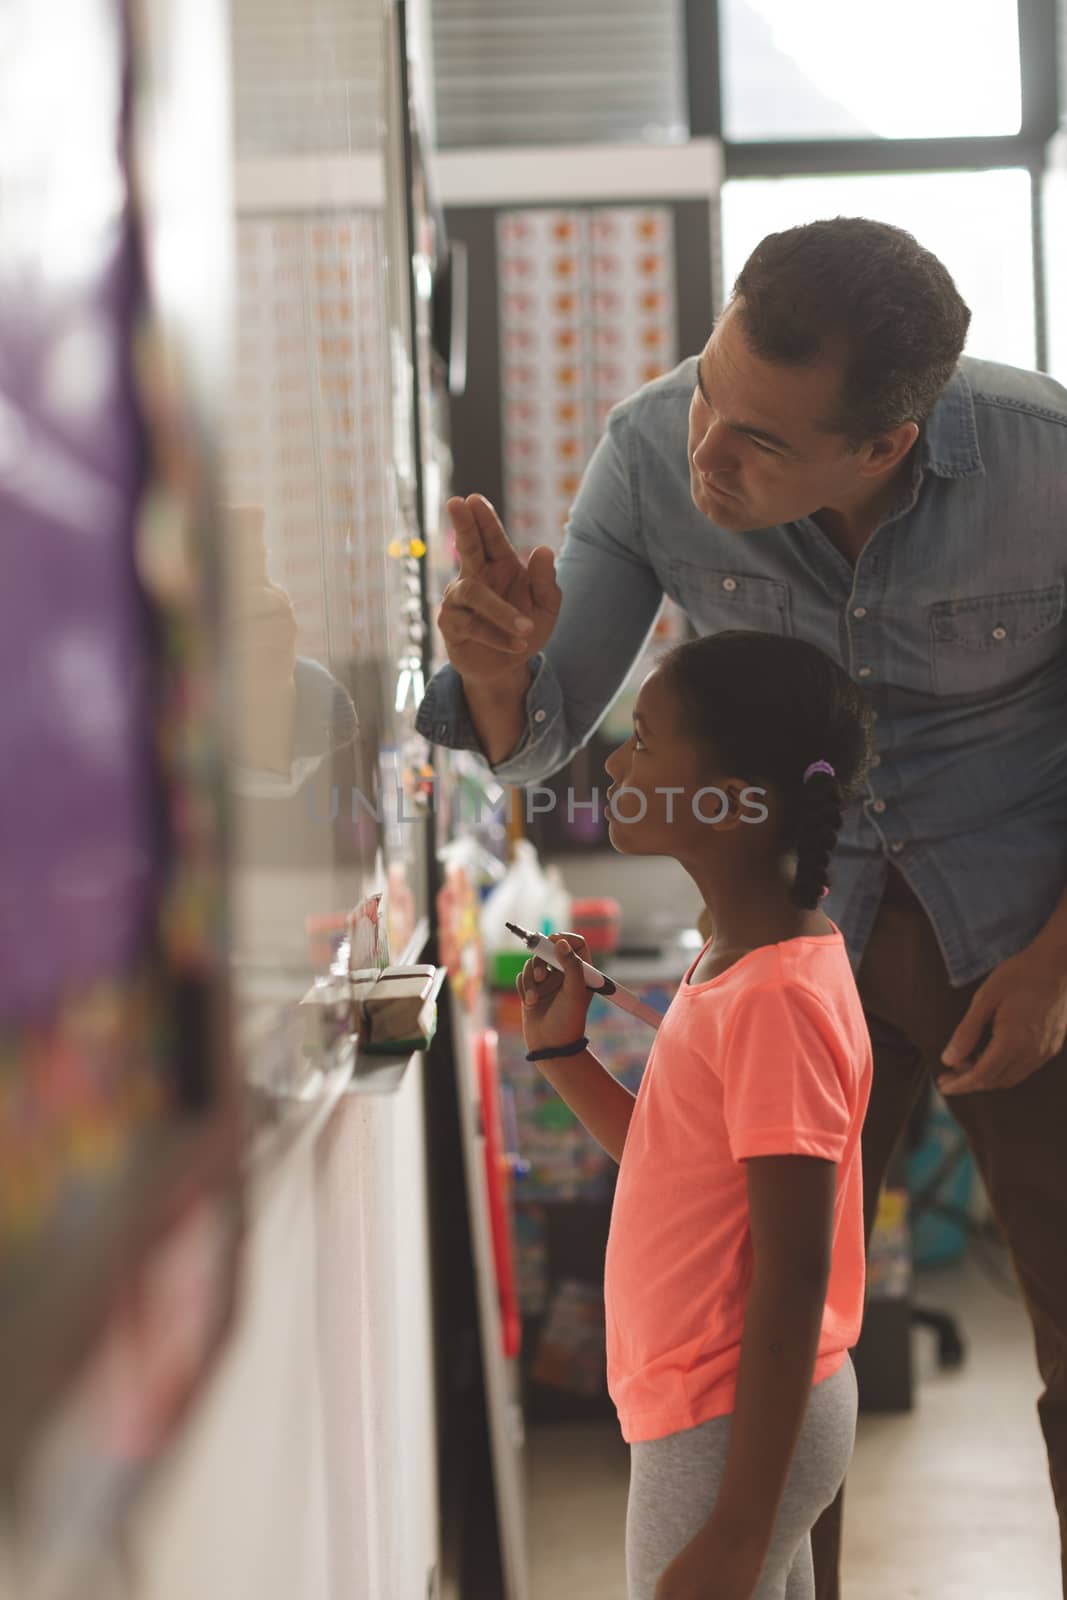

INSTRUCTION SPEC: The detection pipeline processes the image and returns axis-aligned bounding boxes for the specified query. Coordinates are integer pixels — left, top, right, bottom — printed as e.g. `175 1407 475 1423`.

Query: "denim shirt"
417 355 1067 986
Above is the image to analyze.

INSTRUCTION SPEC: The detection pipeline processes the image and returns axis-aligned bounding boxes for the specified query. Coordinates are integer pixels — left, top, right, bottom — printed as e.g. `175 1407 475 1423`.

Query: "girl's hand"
516 933 594 1054
653 1524 764 1600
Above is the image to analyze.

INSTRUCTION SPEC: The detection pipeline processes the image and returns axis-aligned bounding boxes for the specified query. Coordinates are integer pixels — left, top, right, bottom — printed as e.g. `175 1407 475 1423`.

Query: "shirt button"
858 667 872 678
722 577 738 592
852 606 867 619
534 709 547 723
872 798 887 814
889 841 904 854
991 625 1007 641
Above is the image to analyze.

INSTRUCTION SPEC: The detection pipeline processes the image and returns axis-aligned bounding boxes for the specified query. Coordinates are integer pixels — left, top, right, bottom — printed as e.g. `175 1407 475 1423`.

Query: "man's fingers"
468 494 518 567
939 1034 1023 1096
448 575 532 635
941 992 994 1068
526 546 562 615
448 496 487 577
939 1061 1002 1096
441 607 529 655
441 576 533 649
451 494 519 579
938 1067 986 1096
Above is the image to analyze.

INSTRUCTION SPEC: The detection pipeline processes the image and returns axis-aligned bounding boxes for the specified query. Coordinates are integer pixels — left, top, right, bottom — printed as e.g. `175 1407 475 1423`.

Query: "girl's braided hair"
662 630 875 909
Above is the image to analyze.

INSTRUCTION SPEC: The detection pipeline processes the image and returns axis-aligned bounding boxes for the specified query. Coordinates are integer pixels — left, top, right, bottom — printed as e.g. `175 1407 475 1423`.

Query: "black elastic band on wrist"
526 1035 589 1063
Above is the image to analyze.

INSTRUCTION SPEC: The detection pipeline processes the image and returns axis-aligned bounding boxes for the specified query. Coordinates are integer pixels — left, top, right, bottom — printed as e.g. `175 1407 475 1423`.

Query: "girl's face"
603 667 738 858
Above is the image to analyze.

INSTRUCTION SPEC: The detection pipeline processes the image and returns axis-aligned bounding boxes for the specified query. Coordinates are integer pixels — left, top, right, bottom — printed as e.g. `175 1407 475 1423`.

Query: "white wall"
128 1063 439 1600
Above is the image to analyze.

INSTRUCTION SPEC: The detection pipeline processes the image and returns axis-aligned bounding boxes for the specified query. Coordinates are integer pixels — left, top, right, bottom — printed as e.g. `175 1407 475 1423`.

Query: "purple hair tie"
803 763 835 902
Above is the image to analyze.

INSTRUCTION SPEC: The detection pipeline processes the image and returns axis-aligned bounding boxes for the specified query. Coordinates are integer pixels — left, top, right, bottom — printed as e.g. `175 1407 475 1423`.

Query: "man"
416 217 1067 1596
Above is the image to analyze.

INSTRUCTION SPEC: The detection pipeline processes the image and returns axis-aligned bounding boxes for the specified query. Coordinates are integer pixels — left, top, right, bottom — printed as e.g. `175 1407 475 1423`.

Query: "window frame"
686 0 1060 367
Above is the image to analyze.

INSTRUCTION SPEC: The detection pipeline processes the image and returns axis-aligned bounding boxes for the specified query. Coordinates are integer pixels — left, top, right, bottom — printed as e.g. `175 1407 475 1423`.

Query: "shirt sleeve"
415 409 664 787
720 981 853 1164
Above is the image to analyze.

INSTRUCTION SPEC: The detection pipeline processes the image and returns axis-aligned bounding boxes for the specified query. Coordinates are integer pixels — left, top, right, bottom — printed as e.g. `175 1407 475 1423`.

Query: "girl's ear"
715 777 754 832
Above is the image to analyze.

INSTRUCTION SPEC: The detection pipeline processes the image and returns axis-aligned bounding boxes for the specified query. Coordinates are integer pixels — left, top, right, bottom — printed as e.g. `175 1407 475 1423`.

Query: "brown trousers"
810 866 1067 1598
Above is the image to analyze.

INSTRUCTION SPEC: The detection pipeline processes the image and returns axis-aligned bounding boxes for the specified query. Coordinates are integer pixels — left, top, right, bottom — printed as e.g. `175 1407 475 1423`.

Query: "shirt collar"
918 365 984 480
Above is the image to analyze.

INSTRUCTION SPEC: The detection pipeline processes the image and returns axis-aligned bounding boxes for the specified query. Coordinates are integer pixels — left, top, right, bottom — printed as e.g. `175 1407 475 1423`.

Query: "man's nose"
692 418 735 475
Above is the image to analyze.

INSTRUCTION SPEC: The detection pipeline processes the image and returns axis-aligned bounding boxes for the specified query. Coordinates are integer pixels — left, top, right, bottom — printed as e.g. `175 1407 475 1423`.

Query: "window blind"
431 0 687 148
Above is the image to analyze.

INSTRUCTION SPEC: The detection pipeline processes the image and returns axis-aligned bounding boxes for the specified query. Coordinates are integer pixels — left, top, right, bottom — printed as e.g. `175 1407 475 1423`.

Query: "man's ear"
859 420 919 481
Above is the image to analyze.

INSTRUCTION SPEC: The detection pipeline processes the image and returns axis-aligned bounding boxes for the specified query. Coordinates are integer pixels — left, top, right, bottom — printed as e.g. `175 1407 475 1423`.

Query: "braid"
790 772 844 910
660 632 875 911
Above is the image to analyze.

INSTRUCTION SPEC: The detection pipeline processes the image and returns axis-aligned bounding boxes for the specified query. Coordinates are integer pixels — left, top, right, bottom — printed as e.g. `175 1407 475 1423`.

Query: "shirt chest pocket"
929 583 1065 697
669 562 793 638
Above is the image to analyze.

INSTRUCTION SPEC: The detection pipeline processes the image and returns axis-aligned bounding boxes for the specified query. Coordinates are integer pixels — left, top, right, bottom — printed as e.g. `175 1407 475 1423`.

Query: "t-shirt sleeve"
721 981 853 1164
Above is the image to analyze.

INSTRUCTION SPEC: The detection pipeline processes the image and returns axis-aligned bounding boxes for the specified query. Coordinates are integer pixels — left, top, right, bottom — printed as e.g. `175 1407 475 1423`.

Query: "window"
1044 151 1067 382
721 169 1036 368
720 0 1022 142
431 0 686 148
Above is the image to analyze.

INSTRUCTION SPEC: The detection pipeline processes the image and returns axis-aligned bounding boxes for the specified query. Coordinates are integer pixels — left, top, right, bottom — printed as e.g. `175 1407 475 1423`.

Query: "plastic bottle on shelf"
480 839 552 988
542 864 573 938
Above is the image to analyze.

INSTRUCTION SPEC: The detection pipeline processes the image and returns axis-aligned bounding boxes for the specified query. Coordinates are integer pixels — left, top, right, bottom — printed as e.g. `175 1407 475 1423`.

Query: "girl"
517 630 875 1600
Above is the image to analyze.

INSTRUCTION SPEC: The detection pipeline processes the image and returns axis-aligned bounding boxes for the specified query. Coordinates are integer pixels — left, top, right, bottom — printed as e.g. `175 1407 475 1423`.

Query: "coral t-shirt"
604 925 872 1444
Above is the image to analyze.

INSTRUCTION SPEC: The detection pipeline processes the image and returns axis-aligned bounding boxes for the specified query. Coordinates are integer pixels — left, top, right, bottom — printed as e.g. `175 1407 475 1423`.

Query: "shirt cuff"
415 655 563 782
415 663 483 751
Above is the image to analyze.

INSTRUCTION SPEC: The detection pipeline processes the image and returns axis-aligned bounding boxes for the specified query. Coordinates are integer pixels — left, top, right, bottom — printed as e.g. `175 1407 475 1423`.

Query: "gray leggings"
626 1359 857 1600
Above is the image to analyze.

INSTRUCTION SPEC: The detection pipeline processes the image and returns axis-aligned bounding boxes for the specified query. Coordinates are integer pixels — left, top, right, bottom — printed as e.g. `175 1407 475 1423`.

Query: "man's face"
687 301 871 532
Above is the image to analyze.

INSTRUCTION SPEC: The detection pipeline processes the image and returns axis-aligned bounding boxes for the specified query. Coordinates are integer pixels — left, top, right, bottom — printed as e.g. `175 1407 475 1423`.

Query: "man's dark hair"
731 217 972 446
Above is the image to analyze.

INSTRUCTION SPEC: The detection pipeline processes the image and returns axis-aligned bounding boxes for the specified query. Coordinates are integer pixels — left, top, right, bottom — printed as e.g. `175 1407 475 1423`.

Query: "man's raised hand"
436 494 561 684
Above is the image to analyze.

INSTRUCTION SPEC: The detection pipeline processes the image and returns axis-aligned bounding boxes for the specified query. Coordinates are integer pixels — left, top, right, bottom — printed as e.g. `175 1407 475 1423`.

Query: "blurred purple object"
0 0 157 1021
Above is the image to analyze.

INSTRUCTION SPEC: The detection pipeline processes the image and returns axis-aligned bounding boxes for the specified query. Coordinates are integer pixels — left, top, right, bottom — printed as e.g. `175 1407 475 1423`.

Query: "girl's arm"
518 932 639 1163
665 1156 836 1590
535 1049 636 1164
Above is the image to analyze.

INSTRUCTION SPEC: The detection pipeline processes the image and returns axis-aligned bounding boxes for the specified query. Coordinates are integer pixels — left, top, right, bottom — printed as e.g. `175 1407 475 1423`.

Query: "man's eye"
632 734 646 751
749 437 777 455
